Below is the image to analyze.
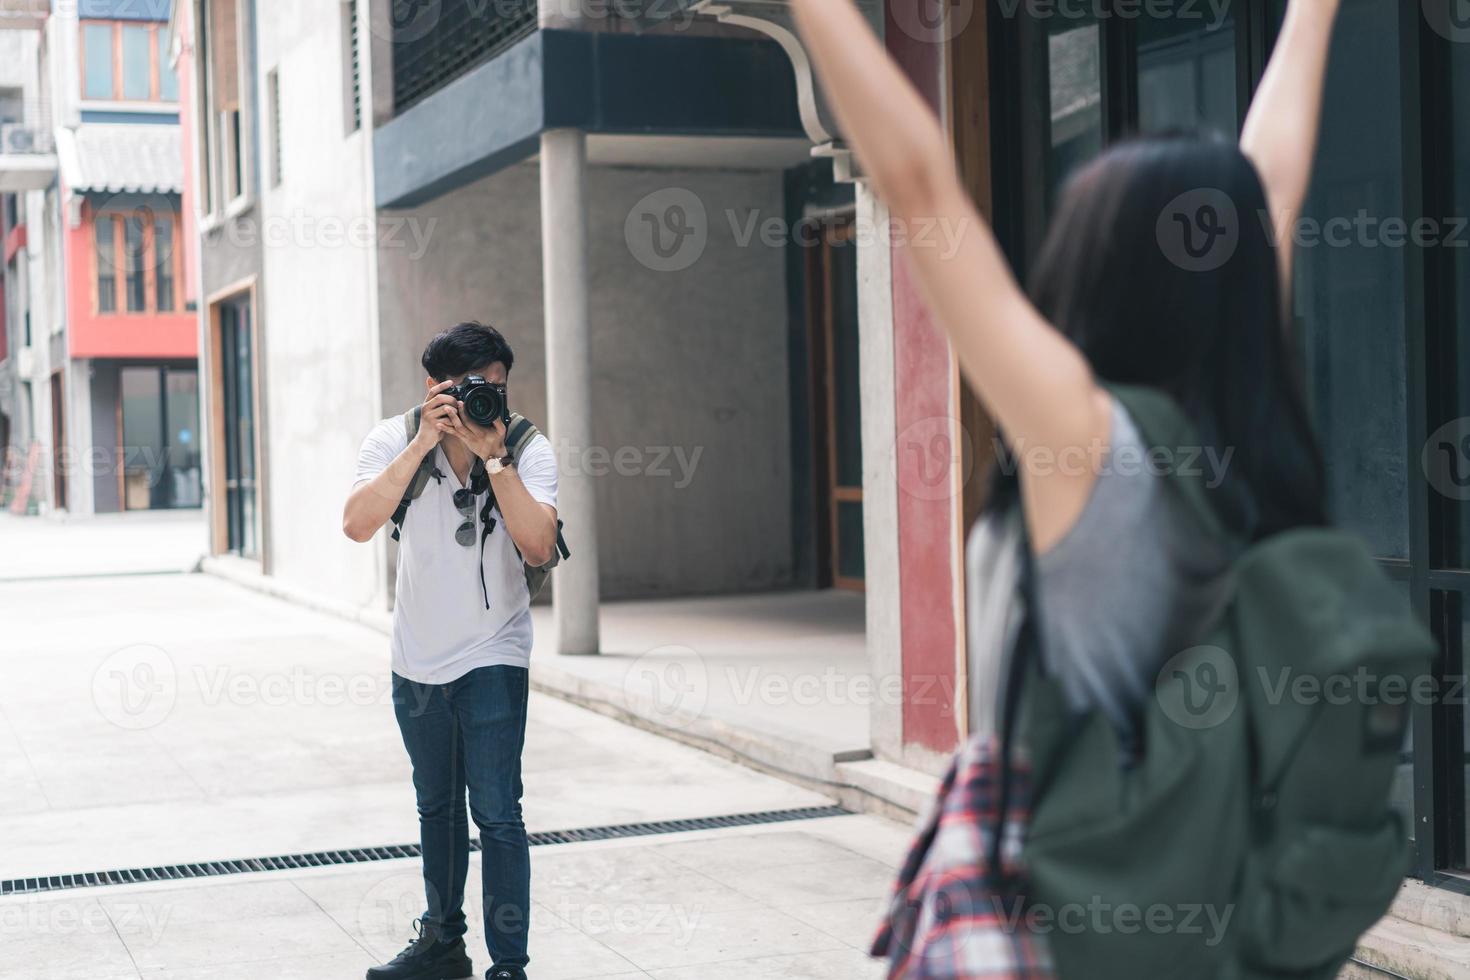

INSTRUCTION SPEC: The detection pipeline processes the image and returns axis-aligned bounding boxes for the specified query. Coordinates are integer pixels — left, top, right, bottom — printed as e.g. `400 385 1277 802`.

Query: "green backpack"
1004 385 1436 980
390 407 569 602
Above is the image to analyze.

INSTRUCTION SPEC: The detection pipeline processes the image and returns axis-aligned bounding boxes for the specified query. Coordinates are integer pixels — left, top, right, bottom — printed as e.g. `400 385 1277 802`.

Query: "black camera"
449 375 510 428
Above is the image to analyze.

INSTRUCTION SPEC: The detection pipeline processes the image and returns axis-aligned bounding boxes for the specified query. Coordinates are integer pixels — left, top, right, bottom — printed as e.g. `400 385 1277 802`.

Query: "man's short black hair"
421 321 515 380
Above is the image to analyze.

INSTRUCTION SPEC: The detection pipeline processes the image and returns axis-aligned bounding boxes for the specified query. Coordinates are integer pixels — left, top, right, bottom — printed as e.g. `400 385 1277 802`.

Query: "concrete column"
856 186 902 764
539 128 600 655
66 356 95 516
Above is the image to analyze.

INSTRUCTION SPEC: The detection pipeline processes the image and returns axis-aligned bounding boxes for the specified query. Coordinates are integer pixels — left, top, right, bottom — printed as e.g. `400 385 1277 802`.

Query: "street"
0 517 909 980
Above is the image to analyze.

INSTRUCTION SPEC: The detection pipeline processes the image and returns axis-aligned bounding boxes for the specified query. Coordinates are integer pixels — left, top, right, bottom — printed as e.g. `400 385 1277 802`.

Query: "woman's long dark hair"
1026 134 1327 541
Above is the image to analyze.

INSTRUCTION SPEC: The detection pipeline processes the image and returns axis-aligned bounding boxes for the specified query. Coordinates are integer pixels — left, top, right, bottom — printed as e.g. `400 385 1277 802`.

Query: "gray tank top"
966 397 1235 740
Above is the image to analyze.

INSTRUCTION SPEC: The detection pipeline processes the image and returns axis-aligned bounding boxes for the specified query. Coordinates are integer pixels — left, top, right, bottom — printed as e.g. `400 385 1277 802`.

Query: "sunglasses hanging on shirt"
450 465 498 610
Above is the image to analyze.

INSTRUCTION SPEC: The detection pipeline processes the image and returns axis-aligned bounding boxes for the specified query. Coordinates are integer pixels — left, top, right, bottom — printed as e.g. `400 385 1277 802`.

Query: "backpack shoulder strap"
504 412 540 463
389 407 439 542
1105 383 1228 542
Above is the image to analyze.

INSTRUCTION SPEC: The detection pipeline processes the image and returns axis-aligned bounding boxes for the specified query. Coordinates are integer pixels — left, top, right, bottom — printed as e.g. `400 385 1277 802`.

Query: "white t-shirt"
354 416 558 684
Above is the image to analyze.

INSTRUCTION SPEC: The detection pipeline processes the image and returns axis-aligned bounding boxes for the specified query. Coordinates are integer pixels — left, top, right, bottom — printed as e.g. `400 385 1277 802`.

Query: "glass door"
120 366 201 510
218 298 258 557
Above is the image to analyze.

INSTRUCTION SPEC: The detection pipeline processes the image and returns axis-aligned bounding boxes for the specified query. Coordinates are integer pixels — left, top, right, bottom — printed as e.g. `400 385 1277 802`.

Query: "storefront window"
1046 14 1103 200
1136 6 1238 135
1293 0 1409 560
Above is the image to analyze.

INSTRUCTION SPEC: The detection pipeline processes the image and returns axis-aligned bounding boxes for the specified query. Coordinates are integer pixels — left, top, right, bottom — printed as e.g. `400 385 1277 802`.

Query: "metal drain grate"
0 805 849 897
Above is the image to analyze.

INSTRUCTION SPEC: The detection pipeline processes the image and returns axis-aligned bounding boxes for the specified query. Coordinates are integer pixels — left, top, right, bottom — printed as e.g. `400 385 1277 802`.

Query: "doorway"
49 371 66 511
213 294 258 557
807 216 864 591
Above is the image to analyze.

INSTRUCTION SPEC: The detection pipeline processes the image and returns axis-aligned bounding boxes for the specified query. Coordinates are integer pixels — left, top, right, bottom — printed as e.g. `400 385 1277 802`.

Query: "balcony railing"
391 0 539 115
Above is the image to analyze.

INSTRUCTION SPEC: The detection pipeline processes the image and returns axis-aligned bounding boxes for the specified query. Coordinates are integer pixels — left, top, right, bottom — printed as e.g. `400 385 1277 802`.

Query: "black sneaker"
366 918 473 980
486 968 526 980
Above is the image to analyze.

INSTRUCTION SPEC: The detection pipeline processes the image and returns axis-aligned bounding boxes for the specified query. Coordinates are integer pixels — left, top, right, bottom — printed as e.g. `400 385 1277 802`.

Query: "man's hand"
414 380 460 454
445 405 508 463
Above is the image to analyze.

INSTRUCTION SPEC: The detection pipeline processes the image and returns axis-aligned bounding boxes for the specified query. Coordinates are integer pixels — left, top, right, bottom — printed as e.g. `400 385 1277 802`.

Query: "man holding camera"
344 322 559 980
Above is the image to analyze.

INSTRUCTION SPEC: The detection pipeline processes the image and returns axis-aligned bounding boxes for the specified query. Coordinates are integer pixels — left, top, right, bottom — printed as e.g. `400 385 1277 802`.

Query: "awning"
55 123 183 196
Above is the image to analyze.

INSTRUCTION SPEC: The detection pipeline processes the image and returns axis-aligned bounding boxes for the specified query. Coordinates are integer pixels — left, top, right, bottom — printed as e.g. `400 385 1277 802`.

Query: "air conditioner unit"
0 124 49 154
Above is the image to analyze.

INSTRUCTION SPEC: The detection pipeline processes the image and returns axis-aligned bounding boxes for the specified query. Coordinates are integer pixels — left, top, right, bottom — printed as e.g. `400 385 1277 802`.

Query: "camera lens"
464 387 501 427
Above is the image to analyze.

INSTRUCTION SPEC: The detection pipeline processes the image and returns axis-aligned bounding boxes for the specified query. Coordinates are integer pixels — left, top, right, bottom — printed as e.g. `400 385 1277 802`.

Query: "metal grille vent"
0 805 849 897
391 0 538 114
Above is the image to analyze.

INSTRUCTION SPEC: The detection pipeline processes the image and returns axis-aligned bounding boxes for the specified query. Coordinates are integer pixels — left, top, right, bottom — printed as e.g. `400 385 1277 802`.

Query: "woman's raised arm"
1241 0 1341 293
790 0 1110 551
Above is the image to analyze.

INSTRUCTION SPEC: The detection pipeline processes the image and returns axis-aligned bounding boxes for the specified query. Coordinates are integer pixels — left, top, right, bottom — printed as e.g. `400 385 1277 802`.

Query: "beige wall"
376 160 795 600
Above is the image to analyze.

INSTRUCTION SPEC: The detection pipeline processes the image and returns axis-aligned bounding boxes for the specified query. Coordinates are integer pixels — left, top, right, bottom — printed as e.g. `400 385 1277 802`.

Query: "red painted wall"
3 222 24 264
65 194 196 360
887 3 962 755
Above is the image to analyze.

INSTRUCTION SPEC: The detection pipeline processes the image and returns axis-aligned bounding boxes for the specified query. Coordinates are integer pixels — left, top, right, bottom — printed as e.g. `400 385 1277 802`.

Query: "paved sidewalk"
4 815 906 980
0 569 912 978
0 510 207 582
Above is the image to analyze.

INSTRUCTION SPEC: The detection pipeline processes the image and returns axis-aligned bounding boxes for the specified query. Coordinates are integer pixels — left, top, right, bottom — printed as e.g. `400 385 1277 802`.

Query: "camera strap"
468 457 498 611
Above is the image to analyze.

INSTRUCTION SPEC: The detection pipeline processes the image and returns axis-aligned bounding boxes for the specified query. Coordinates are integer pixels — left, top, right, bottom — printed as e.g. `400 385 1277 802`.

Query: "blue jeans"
392 666 530 970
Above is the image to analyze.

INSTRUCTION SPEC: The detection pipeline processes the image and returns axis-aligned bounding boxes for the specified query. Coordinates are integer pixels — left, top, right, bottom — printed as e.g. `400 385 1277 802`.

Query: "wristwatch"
485 455 512 476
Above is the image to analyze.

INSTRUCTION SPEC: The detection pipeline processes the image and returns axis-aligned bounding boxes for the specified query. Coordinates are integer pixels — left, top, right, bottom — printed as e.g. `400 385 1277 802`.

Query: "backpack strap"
988 465 1040 887
504 413 539 463
1105 384 1229 542
389 406 443 542
501 413 570 565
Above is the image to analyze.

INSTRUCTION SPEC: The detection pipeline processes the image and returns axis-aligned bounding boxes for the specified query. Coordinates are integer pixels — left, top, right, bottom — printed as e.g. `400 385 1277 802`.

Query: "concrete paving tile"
98 879 321 928
780 898 888 951
583 905 845 972
790 815 913 869
540 875 758 918
145 949 377 980
0 894 142 980
119 911 365 971
292 863 444 959
649 831 871 877
646 946 886 980
86 877 361 971
713 856 896 908
524 907 647 980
